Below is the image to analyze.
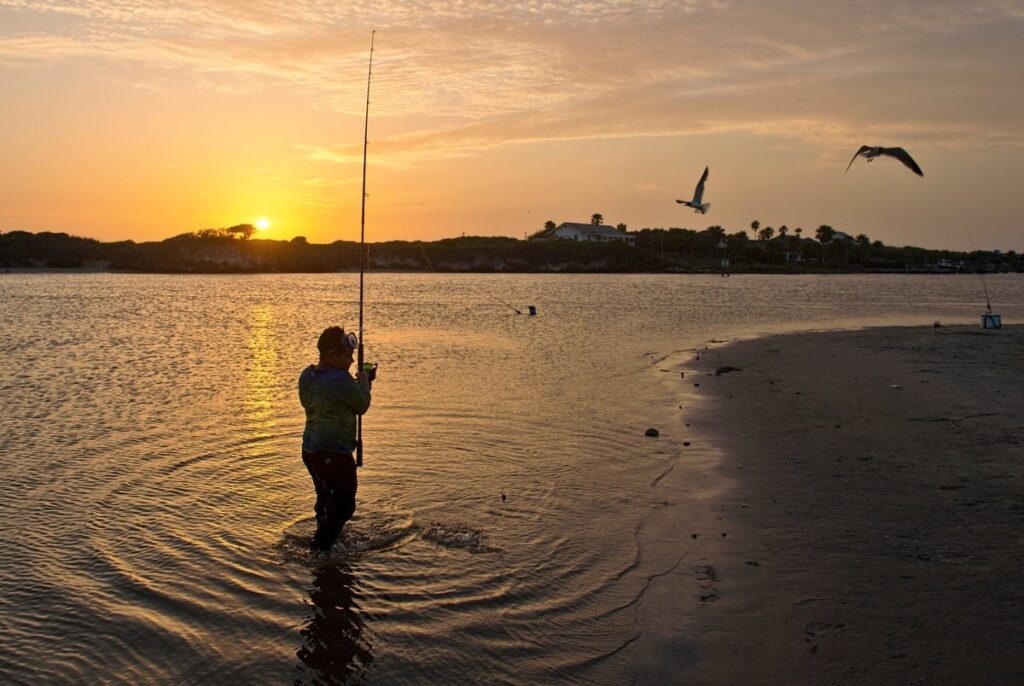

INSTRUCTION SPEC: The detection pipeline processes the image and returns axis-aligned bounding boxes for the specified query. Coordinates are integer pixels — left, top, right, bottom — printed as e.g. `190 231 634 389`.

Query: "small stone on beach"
645 428 660 437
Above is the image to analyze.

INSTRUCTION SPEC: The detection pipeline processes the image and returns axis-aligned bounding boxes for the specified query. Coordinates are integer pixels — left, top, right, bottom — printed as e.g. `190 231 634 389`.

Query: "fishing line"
418 241 522 315
967 232 993 314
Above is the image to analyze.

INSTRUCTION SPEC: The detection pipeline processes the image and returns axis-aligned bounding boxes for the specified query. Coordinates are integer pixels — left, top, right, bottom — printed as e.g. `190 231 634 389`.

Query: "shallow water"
1 272 1021 684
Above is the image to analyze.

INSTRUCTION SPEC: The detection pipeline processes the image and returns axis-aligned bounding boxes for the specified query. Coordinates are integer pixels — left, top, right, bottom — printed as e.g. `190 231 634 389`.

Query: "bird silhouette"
676 166 710 214
845 146 923 176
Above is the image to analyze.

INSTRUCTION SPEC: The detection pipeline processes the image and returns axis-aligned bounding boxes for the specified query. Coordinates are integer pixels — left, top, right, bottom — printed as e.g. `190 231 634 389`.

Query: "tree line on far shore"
0 222 1020 274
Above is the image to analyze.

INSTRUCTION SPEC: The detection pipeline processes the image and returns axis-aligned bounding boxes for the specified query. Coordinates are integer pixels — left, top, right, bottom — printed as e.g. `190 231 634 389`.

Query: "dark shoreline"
2 267 1013 276
3 230 1020 275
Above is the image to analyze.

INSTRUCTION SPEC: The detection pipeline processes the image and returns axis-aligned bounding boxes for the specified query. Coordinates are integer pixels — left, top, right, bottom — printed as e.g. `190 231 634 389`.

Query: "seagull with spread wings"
676 166 710 214
845 146 923 176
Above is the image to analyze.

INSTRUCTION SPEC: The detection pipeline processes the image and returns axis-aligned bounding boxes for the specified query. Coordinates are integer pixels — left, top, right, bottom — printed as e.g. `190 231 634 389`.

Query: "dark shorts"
301 450 358 494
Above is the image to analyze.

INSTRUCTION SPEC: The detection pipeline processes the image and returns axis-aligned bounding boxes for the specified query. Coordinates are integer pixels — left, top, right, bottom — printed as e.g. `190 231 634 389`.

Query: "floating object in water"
981 313 1001 329
676 166 710 214
845 145 923 176
501 492 506 502
645 428 659 437
528 305 537 316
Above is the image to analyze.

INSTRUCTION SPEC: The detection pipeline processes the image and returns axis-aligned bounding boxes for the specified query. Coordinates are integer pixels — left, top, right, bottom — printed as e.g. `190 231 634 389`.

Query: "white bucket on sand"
981 313 1002 329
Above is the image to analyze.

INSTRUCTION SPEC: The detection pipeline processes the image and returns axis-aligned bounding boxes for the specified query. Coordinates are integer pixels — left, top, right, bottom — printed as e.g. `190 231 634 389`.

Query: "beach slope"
685 325 1024 685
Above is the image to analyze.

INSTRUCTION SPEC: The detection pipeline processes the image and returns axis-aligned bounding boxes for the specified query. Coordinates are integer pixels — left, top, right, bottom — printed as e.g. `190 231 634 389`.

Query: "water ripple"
2 272 1022 684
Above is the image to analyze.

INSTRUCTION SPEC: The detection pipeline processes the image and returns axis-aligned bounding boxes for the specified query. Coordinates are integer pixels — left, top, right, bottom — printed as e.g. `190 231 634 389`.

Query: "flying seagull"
845 146 923 176
676 166 710 214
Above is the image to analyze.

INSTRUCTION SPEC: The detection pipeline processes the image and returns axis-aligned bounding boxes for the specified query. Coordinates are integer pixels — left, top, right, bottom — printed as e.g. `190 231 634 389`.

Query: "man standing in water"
299 326 372 551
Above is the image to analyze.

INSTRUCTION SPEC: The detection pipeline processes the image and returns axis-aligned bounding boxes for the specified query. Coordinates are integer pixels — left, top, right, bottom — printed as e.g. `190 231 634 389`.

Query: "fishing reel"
361 361 378 382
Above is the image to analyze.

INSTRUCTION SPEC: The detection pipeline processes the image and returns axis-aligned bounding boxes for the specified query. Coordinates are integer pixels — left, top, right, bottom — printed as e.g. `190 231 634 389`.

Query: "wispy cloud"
6 0 1020 152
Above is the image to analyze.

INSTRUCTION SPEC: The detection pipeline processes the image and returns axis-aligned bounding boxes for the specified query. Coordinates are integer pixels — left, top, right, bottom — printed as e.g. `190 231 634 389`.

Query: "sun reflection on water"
244 305 279 436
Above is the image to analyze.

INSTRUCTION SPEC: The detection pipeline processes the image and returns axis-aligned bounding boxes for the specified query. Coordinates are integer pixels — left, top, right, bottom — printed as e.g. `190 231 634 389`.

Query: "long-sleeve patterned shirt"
298 365 371 454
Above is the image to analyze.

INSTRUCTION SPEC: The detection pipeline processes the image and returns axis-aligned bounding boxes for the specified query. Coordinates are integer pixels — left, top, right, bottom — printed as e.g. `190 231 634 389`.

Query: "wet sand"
683 324 1024 685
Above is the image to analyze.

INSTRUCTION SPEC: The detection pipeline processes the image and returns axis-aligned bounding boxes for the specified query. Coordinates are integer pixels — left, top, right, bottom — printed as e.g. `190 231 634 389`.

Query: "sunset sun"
255 218 270 231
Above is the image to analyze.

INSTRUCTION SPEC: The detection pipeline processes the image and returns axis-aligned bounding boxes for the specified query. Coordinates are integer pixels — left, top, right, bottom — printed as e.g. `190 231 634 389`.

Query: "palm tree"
778 225 789 238
815 225 835 244
591 213 603 226
544 220 557 232
855 234 871 263
816 225 835 266
838 234 853 264
759 226 774 241
795 227 803 239
750 219 760 235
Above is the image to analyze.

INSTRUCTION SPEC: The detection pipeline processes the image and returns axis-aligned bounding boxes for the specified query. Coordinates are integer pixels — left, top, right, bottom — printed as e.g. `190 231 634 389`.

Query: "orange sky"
1 1 1022 251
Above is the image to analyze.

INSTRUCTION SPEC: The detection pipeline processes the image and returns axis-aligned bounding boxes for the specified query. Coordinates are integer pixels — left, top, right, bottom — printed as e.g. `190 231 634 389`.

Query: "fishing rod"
417 241 523 315
357 30 375 468
967 233 993 314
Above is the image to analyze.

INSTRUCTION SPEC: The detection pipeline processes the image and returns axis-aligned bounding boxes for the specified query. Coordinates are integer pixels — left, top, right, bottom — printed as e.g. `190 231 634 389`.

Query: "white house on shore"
530 222 636 246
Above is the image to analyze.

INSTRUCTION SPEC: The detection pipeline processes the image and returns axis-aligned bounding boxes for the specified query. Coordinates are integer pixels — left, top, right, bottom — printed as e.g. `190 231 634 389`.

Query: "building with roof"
530 222 635 246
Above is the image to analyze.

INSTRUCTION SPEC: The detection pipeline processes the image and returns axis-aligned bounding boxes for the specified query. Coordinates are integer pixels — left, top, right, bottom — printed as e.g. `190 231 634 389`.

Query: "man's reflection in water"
295 562 373 684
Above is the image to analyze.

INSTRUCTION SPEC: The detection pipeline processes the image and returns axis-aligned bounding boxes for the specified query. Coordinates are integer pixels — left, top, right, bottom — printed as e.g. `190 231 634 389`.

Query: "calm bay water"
1 272 1022 684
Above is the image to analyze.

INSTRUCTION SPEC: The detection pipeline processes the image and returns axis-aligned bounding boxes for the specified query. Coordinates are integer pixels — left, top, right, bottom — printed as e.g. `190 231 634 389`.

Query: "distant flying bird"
845 146 923 176
676 166 710 214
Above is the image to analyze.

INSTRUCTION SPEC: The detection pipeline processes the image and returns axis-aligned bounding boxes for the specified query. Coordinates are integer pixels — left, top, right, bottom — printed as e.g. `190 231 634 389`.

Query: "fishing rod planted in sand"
357 31 378 468
968 233 1002 330
967 233 992 314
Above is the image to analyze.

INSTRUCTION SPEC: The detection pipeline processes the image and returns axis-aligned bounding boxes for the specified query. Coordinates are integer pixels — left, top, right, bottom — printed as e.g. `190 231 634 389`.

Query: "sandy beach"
682 324 1024 685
